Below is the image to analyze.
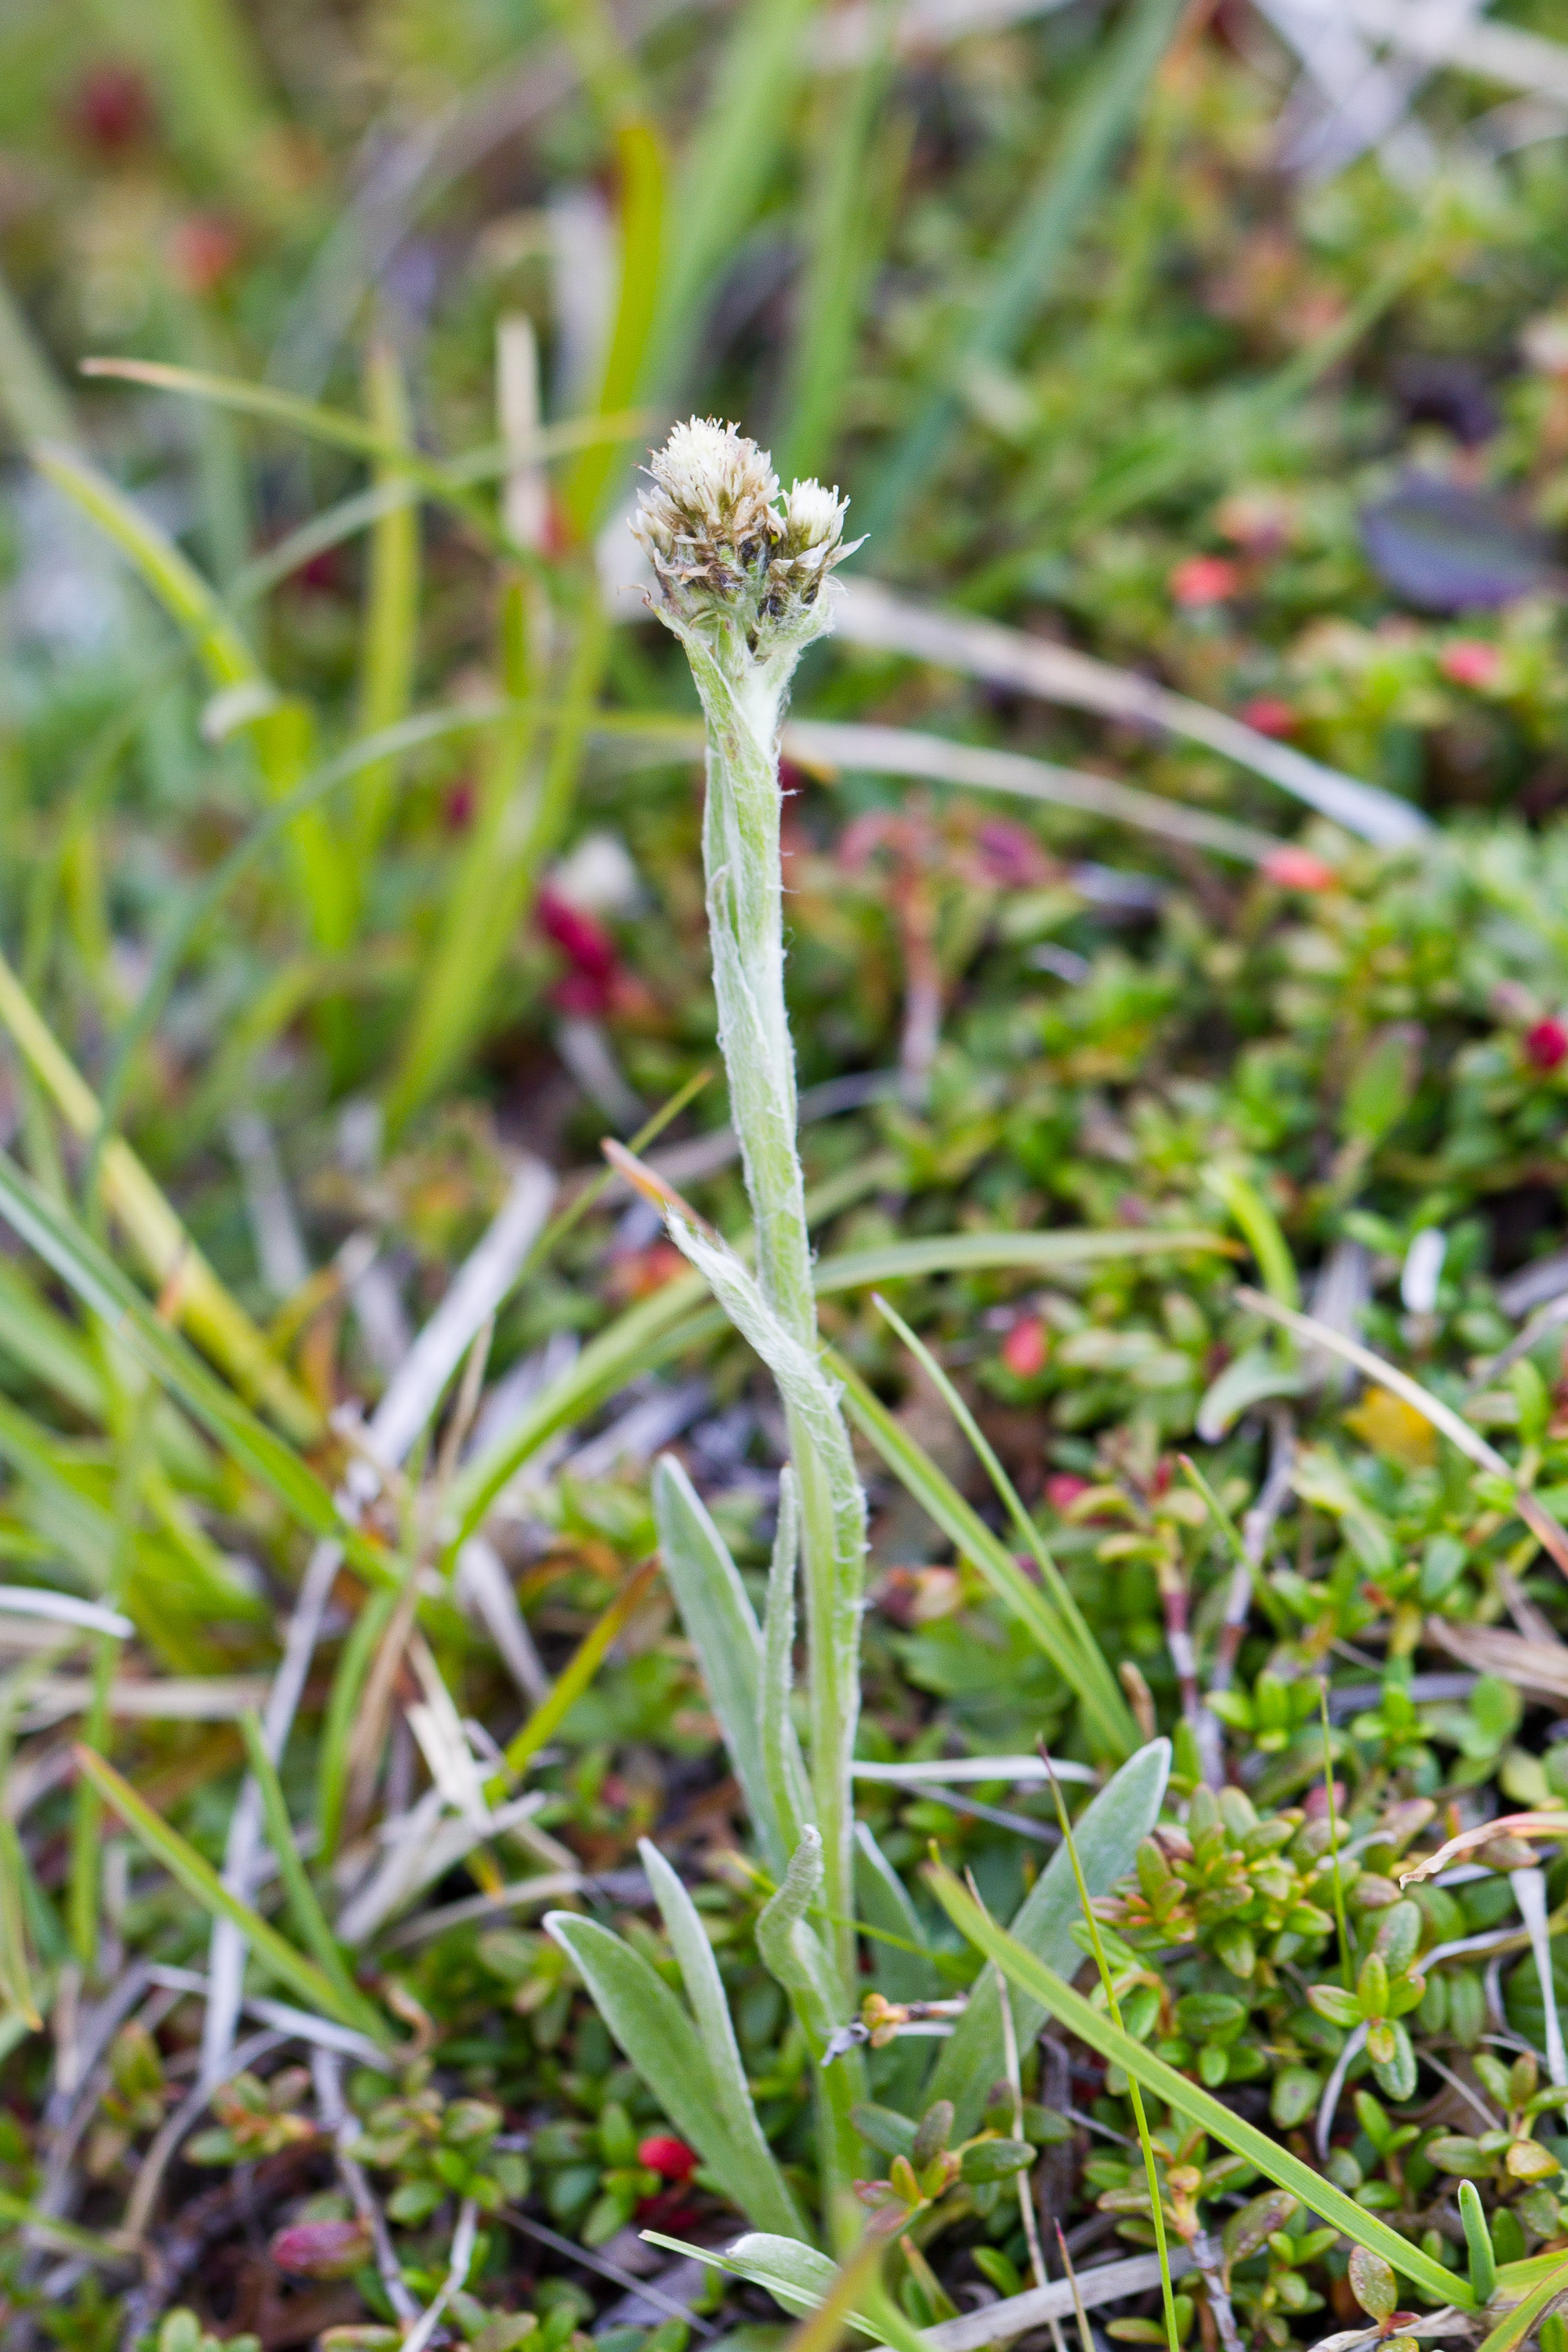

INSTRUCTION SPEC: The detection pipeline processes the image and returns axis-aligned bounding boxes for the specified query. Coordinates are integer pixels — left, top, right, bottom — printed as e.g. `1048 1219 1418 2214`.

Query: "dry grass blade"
786 719 1284 864
920 2249 1198 2351
1236 1285 1568 1577
1397 1812 1568 1884
833 580 1428 847
1280 0 1568 106
1424 1617 1568 1702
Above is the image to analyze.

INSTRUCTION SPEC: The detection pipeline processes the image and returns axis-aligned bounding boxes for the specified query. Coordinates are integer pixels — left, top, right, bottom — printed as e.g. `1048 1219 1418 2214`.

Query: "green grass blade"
489 1559 659 1786
1471 2255 1568 2352
317 1583 399 1865
353 340 421 879
813 1228 1235 1290
871 1291 1131 1742
35 444 258 688
830 1348 1135 1759
1045 1767 1180 2352
925 1863 1471 2310
0 1258 104 1419
0 1817 41 2031
0 266 75 446
0 1148 388 1586
35 445 352 966
864 0 1186 538
925 1742 1169 2135
0 950 321 1444
564 117 667 532
75 1745 397 2045
1459 2180 1496 2305
1203 1169 1299 1311
77 358 504 550
643 0 821 400
445 1282 719 1556
87 706 515 1184
778 26 903 483
240 1712 384 2037
386 590 607 1136
77 359 642 568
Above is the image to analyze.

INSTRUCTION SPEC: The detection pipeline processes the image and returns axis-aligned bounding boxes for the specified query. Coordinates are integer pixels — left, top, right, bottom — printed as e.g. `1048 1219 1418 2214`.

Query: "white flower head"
631 419 863 661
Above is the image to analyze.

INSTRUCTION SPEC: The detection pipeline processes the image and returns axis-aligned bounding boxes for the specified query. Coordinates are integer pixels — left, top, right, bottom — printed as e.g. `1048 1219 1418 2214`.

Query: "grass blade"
75 1745 397 2046
35 443 258 688
871 1291 1131 1749
239 1711 385 2038
1471 2254 1568 2352
386 593 608 1136
1045 1768 1180 2352
814 1228 1236 1289
926 1741 1169 2135
830 1348 1135 1759
0 1148 387 1586
316 1583 399 1865
778 26 905 483
489 1559 659 1786
924 1862 1471 2310
0 952 320 1444
1203 1170 1299 1312
565 116 667 532
643 0 822 400
353 341 422 883
1238 1286 1568 1577
446 1281 718 1554
864 0 1187 539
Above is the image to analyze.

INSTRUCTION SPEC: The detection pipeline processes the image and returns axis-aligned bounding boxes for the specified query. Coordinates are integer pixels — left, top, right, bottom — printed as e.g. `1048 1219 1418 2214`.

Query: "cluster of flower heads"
631 417 862 661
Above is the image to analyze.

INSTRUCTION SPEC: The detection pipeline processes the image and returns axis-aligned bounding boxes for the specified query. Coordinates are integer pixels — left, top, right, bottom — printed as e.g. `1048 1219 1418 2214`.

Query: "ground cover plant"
11 3 1568 2352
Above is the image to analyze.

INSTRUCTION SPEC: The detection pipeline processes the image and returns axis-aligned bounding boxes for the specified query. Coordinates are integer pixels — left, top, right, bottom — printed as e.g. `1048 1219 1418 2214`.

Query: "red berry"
1261 846 1337 892
1170 555 1240 608
1524 1019 1568 1072
169 214 242 297
638 2134 697 2181
1238 696 1296 738
68 64 153 153
1001 1317 1048 1377
538 887 619 982
1046 1474 1091 1515
1440 639 1502 690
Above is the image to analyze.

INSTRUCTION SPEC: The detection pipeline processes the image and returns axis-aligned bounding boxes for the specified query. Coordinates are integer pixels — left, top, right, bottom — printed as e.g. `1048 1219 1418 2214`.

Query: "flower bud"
631 417 862 661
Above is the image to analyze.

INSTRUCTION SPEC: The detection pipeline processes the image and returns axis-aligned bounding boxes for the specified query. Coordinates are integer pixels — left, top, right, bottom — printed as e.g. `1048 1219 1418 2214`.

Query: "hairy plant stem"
686 628 865 2004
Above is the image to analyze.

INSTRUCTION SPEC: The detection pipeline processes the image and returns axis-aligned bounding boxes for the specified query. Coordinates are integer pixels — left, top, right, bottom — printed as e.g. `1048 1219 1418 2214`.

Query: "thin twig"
313 2048 423 2329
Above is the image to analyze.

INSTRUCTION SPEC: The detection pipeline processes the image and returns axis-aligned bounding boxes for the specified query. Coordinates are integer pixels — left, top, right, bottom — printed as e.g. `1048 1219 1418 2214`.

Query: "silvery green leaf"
1196 1344 1307 1442
640 2230 852 2327
652 1454 806 1874
544 1912 805 2239
637 1840 808 2241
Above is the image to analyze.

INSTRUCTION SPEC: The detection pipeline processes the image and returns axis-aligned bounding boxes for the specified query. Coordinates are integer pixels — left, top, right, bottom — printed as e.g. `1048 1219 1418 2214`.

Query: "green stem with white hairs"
632 420 865 2002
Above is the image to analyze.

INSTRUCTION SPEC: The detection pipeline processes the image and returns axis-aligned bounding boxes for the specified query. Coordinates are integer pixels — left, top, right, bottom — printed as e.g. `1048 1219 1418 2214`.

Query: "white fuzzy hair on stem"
627 420 869 2208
